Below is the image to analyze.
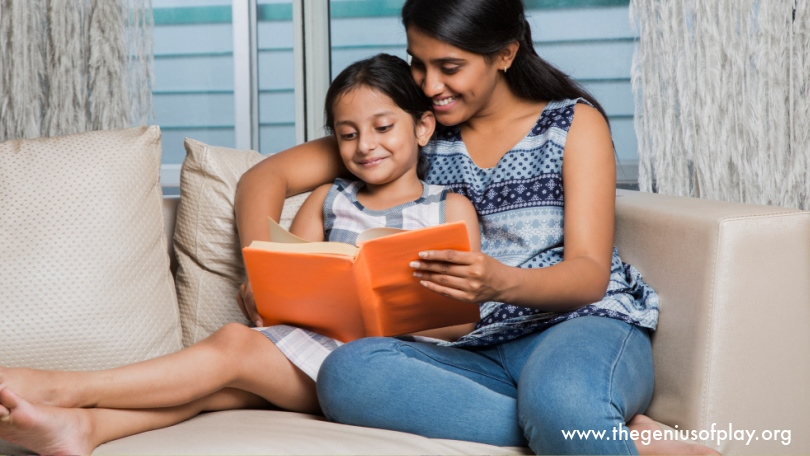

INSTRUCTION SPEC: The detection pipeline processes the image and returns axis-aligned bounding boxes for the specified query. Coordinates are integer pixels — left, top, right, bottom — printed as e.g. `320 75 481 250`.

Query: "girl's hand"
410 250 512 303
236 280 264 327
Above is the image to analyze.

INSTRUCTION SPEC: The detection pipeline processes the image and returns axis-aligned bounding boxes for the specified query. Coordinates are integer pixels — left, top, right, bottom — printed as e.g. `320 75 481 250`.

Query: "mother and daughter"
0 0 718 454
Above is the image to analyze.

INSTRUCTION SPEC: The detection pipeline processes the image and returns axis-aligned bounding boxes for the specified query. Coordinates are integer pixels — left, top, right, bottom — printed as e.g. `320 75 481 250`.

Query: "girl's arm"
287 184 332 242
235 136 348 325
444 193 481 252
412 104 615 312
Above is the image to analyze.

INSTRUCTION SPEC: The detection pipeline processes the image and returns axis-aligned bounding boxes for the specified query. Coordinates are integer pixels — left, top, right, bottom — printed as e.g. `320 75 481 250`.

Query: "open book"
242 218 480 342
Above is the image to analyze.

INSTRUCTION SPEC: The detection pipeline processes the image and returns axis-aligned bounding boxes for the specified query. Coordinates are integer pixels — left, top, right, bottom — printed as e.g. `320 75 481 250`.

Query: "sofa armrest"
614 190 810 454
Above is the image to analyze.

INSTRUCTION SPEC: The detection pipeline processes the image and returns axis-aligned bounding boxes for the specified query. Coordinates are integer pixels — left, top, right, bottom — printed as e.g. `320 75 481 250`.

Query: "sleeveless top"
323 177 449 245
418 98 660 348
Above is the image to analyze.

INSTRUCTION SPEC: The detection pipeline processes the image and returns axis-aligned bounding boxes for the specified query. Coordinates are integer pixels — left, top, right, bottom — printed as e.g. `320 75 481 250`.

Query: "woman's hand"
410 250 513 303
236 280 264 327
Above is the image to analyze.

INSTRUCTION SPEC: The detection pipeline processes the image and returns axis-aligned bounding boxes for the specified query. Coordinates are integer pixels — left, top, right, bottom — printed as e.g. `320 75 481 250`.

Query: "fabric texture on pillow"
174 138 309 347
0 126 183 371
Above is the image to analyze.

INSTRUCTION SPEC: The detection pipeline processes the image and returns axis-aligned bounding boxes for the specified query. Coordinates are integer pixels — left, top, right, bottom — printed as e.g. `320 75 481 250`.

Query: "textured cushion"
174 138 309 346
0 126 183 371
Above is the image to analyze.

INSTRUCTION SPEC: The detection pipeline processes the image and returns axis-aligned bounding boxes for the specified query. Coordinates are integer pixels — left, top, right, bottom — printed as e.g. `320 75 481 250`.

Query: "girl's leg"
317 336 527 447
0 323 319 413
0 386 266 455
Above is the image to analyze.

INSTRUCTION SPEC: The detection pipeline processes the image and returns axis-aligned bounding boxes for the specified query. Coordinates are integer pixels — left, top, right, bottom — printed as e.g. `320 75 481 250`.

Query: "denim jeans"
317 316 654 455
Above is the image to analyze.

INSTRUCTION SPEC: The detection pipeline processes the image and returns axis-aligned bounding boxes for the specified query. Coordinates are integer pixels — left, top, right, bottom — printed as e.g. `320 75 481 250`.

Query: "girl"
0 53 480 455
234 1 718 455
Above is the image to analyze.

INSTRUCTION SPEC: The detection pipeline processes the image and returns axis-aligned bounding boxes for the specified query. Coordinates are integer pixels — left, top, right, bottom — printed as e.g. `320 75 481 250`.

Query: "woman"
235 1 718 454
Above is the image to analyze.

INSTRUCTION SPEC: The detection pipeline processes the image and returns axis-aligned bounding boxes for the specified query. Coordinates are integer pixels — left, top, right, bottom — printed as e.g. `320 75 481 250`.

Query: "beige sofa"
1 127 809 455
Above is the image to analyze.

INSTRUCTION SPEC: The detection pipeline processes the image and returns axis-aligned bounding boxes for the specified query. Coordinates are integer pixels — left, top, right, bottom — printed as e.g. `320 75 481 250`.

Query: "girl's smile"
331 85 434 206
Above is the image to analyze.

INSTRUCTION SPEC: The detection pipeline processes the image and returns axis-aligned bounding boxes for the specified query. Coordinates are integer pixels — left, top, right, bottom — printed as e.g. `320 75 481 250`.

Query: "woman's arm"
235 136 347 325
412 104 615 312
234 136 347 248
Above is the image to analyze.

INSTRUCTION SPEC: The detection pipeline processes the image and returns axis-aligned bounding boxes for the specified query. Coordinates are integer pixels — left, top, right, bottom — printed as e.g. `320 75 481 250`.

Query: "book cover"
242 219 480 342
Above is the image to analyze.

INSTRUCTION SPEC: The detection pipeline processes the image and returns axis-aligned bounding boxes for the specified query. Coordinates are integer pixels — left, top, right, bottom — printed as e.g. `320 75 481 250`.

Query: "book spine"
352 251 385 337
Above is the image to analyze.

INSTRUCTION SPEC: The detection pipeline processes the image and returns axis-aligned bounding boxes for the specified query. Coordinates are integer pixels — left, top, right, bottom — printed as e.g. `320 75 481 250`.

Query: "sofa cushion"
173 138 309 346
92 409 531 455
0 126 183 371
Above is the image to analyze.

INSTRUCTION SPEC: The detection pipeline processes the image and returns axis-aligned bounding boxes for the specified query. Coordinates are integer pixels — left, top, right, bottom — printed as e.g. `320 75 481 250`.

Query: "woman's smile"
432 95 458 110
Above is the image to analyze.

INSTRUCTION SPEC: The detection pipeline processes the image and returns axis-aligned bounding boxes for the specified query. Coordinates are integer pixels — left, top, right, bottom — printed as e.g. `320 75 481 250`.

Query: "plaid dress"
254 177 449 380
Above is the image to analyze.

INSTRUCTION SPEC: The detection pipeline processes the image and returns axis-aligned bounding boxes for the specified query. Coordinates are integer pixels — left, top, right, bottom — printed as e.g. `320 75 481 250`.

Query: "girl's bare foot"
629 414 722 455
0 366 78 407
0 388 93 455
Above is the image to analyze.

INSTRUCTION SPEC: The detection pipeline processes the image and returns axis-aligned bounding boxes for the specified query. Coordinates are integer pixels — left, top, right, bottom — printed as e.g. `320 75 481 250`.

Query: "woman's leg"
0 385 266 455
0 323 319 413
317 336 527 447
515 316 654 455
515 316 719 455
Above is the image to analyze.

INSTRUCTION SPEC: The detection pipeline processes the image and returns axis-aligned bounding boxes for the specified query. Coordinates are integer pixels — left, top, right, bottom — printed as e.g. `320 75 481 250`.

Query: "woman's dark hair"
401 0 609 122
324 53 432 134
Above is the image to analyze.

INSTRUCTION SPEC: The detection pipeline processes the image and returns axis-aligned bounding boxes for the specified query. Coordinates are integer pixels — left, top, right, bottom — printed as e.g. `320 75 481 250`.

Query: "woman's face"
406 26 505 127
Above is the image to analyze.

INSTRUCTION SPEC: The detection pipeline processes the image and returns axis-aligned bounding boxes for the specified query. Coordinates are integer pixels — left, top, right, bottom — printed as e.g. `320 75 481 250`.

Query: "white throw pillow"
174 138 308 346
0 126 183 371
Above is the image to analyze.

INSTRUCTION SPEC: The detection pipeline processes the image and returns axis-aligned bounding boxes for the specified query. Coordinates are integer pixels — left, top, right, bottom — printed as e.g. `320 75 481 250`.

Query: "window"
257 1 297 155
152 0 639 189
152 0 237 189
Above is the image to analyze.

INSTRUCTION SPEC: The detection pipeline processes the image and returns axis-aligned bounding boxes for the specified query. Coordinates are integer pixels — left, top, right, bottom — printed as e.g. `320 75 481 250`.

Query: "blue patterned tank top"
323 178 449 245
419 98 659 348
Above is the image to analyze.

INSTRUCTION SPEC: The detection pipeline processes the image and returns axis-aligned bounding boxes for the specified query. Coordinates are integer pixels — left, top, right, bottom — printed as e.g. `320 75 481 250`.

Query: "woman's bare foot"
629 414 722 455
0 388 93 455
0 366 79 407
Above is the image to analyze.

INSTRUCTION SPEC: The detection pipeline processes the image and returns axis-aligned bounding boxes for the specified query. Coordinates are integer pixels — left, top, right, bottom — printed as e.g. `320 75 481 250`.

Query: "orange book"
242 218 480 342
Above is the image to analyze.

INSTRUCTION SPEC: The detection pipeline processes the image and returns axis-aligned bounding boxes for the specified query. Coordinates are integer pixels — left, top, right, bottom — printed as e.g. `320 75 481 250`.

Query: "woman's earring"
504 65 508 73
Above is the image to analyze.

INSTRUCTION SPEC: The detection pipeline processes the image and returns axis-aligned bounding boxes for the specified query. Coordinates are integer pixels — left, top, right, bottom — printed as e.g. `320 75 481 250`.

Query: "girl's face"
406 26 508 127
332 85 434 187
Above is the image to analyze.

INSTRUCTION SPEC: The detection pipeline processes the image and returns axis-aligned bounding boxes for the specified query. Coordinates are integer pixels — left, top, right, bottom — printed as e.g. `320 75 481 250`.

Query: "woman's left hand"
410 250 513 303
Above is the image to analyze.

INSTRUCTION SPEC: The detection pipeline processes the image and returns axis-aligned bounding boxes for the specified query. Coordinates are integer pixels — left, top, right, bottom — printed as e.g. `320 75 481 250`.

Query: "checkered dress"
254 178 449 380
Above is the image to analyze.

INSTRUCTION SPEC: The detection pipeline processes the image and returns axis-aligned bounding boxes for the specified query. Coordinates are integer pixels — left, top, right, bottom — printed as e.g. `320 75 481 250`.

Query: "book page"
261 217 359 257
247 240 358 257
268 217 311 244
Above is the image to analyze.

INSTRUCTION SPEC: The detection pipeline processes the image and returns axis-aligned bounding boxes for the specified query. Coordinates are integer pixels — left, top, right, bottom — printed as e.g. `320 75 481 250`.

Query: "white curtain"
0 0 154 142
631 0 809 210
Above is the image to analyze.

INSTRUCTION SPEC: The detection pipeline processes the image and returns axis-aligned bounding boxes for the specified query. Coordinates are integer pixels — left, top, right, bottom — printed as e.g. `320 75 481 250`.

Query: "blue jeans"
317 316 654 455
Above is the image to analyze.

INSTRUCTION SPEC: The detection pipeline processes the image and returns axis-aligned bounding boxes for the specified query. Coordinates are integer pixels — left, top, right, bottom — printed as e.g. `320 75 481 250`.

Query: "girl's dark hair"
324 53 432 134
401 0 609 122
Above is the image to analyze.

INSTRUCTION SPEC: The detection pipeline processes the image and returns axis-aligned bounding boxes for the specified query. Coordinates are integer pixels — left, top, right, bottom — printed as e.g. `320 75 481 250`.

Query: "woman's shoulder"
568 102 609 137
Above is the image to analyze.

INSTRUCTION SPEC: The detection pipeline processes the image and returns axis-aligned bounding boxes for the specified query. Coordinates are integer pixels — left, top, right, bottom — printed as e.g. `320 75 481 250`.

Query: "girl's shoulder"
328 177 364 195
